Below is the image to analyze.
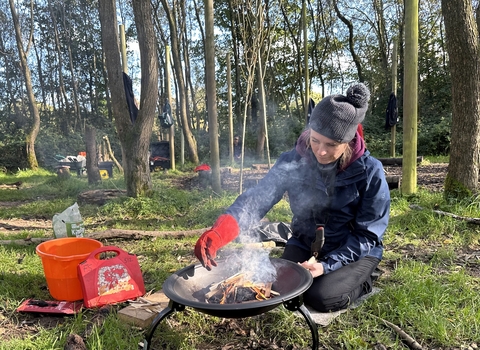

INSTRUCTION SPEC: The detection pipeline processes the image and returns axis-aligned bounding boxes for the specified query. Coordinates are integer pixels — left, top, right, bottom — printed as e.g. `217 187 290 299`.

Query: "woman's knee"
304 289 352 312
303 257 379 312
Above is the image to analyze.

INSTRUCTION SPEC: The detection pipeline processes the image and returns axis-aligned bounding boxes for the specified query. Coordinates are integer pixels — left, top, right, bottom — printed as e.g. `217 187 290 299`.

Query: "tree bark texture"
441 0 480 194
85 125 101 184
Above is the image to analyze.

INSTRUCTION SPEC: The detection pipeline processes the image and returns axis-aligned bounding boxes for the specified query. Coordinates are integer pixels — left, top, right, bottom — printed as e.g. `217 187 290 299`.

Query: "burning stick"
264 282 272 298
204 273 279 304
205 272 245 299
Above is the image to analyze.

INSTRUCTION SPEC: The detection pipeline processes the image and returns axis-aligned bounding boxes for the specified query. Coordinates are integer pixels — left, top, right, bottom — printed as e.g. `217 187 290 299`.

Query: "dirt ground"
383 163 448 192
222 163 449 193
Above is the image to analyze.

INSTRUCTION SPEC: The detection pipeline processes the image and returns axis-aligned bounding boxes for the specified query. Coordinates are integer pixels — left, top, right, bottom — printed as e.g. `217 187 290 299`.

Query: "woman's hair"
339 144 353 169
305 128 353 169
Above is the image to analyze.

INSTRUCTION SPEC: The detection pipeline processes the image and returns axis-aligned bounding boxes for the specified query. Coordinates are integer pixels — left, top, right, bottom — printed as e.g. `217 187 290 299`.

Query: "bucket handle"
85 245 129 260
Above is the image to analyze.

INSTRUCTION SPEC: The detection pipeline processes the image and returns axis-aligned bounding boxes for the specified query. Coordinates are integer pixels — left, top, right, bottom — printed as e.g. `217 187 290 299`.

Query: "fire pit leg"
141 300 185 350
283 297 319 350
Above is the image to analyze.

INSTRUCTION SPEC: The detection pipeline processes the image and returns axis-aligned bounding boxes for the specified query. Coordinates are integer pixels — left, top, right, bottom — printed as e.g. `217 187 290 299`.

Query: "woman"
194 83 390 312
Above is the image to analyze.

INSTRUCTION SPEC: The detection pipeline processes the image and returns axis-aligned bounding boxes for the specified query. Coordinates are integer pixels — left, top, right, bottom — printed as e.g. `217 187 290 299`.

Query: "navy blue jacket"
226 137 390 274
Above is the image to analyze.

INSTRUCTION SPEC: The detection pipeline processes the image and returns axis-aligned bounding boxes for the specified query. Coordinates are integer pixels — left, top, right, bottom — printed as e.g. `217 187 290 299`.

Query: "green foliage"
0 141 28 172
417 114 452 156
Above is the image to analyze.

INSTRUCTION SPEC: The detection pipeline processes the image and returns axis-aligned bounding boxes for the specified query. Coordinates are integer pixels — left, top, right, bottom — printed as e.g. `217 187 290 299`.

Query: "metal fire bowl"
161 257 313 318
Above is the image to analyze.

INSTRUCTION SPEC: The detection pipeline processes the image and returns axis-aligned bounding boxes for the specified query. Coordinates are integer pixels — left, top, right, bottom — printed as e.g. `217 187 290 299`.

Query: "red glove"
194 214 239 270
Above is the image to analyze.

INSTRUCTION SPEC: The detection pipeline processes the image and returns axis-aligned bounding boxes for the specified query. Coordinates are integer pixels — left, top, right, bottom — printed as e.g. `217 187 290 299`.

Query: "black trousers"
281 244 380 312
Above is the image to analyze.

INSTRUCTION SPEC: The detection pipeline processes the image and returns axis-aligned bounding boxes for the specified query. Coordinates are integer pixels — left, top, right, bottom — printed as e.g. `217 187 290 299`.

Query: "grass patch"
0 166 478 349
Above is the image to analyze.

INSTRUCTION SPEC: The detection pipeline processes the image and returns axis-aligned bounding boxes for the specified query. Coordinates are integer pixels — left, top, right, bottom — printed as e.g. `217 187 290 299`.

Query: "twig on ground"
367 313 424 350
0 228 208 245
410 204 480 225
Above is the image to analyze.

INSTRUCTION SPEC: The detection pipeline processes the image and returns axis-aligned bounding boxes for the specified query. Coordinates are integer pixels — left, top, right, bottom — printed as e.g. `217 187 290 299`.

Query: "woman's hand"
300 260 324 278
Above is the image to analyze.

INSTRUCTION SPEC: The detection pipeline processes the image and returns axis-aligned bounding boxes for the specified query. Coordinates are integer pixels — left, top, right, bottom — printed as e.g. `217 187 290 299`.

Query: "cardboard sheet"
16 299 83 315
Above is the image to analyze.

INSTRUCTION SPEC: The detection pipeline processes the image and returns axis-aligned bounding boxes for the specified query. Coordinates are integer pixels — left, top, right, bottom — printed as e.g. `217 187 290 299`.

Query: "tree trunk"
85 126 101 184
256 53 266 161
98 0 158 197
205 0 221 191
442 0 480 197
9 0 40 170
191 0 204 131
32 36 47 108
66 33 82 132
333 0 364 82
47 0 72 135
228 0 244 131
160 0 199 164
372 0 389 76
101 51 113 120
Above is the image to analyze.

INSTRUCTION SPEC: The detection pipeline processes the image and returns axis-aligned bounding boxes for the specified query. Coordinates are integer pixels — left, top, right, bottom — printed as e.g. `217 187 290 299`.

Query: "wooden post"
227 53 234 164
402 0 419 194
390 40 398 158
119 25 127 74
302 0 310 125
165 46 175 170
180 131 184 165
258 48 271 168
119 24 127 173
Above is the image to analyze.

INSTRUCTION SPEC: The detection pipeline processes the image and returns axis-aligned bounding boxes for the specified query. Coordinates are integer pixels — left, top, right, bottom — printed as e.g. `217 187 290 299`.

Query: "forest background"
0 0 451 179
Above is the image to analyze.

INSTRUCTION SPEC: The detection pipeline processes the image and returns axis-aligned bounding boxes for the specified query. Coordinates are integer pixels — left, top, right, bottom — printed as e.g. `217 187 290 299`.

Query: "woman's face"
309 129 348 164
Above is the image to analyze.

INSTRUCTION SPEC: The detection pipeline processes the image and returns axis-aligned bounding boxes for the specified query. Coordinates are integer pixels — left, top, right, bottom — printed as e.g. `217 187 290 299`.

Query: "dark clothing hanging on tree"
159 101 174 129
306 98 316 126
385 92 398 130
123 72 138 124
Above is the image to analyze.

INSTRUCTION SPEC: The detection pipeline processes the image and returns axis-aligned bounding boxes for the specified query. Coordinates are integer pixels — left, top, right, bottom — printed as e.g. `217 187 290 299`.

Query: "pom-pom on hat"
309 83 370 143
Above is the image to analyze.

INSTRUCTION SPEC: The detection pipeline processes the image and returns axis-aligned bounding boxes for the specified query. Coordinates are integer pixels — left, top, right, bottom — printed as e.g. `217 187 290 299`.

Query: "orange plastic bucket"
36 237 103 301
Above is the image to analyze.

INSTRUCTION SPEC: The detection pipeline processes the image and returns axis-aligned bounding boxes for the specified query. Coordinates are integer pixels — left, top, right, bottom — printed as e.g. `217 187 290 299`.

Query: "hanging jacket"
385 92 398 130
123 72 138 124
226 131 390 274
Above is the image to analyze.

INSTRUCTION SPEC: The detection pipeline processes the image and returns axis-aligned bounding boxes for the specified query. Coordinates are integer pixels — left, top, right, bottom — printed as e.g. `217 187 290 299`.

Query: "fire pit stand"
140 258 319 349
141 295 318 350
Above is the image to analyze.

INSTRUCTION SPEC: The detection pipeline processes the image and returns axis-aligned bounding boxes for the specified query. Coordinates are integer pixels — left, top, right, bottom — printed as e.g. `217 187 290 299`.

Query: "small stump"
77 189 127 206
56 166 71 179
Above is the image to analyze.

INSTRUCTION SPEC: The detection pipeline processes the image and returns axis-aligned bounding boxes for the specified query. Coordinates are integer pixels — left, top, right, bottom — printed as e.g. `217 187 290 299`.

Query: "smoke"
224 247 277 284
222 161 307 283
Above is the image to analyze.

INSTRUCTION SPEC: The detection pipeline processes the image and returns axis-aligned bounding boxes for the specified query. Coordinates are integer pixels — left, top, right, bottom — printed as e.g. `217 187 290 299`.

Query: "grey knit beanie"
309 83 370 143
